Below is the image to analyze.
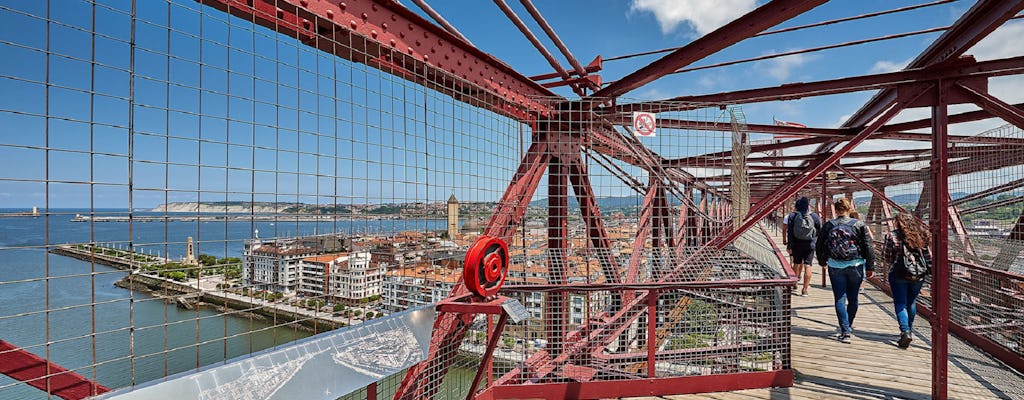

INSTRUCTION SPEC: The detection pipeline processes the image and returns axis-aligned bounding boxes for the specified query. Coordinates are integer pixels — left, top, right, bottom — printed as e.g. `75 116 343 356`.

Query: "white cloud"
632 87 668 101
756 52 816 81
968 20 1024 62
630 0 757 36
869 58 911 74
832 114 851 129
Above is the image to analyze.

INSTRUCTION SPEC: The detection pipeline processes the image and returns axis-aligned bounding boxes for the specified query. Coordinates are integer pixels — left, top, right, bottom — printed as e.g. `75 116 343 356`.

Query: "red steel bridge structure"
1 1 1024 399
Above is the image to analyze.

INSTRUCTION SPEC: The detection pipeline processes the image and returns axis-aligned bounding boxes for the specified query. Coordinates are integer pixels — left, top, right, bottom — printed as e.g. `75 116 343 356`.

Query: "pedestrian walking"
882 212 932 348
816 197 875 343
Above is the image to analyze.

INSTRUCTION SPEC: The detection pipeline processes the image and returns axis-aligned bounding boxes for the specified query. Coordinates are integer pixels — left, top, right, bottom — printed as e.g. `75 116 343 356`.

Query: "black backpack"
826 219 861 260
895 235 930 281
790 212 817 241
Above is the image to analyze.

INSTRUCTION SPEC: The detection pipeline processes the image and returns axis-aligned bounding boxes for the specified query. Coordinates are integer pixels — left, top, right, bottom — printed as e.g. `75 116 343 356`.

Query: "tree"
333 304 345 313
165 271 187 281
197 254 217 266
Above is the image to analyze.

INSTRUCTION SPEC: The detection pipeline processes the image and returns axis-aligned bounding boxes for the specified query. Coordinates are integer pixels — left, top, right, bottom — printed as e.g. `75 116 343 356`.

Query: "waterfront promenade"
49 244 366 330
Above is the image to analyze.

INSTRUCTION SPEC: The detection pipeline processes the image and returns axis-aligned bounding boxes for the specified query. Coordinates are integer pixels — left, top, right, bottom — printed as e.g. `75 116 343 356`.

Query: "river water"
0 209 446 399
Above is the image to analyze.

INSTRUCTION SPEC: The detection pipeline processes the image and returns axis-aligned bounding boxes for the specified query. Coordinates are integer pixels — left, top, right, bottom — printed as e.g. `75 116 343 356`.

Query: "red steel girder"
197 0 554 120
992 210 1024 270
485 140 550 242
955 82 1024 131
844 0 1024 129
615 55 1024 114
625 181 661 284
710 82 930 250
567 155 621 284
546 155 571 356
590 0 826 99
398 139 549 399
0 340 109 400
952 177 1024 207
882 102 1024 132
930 80 951 400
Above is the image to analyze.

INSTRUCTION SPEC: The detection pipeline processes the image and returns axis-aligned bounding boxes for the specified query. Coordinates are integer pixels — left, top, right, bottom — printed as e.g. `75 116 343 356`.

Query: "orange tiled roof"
302 253 349 263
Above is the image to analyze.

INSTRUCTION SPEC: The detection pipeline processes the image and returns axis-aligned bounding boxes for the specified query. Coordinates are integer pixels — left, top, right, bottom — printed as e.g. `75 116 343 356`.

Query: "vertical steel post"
821 174 829 287
547 157 569 356
931 81 950 400
467 314 509 400
647 290 658 378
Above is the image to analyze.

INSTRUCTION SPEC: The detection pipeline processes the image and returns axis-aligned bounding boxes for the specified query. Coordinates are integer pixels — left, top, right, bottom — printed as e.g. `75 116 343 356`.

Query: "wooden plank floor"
623 283 1023 399
625 227 1024 399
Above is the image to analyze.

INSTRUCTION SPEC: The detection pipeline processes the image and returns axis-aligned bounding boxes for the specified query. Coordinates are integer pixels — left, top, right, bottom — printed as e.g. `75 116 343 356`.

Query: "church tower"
447 194 459 239
185 236 197 265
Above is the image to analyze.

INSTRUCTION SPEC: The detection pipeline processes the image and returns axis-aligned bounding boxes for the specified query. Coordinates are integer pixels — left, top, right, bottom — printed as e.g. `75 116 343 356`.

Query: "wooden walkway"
626 268 1024 399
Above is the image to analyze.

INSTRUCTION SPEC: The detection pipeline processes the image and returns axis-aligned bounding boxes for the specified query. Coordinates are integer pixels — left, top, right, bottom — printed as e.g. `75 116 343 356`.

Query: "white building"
381 265 459 313
242 240 318 293
299 251 386 303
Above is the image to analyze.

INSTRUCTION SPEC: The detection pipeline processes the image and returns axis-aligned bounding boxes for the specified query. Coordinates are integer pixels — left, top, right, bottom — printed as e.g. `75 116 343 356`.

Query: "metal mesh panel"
858 122 1024 396
0 1 523 398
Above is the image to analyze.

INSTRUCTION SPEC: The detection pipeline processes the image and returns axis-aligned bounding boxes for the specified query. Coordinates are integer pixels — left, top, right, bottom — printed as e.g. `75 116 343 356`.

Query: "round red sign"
634 112 655 136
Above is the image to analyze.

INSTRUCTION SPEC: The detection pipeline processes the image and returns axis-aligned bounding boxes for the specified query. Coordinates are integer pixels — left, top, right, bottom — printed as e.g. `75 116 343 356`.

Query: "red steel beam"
197 0 555 120
849 0 1024 128
711 83 929 249
626 181 660 284
881 102 1024 131
992 210 1024 270
590 0 826 99
492 0 579 95
485 140 550 241
547 156 570 355
954 177 1024 207
956 82 1024 130
567 155 621 284
615 55 1024 114
518 0 598 91
930 81 951 400
0 340 109 400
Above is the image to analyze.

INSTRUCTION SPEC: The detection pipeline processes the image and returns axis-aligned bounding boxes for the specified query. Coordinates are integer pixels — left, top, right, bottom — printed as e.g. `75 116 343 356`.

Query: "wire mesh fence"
0 0 525 398
3 0 1023 400
847 122 1024 395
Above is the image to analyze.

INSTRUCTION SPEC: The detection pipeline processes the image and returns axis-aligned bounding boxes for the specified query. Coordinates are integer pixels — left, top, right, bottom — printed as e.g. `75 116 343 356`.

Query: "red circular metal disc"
462 235 509 297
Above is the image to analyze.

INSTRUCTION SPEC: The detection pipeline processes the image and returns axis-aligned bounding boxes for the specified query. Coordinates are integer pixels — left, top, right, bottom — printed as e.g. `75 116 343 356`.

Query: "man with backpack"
783 197 821 296
816 197 875 344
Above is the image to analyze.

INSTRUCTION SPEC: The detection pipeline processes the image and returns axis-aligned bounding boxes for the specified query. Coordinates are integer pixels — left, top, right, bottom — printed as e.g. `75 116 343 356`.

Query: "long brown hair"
834 197 853 215
895 213 930 250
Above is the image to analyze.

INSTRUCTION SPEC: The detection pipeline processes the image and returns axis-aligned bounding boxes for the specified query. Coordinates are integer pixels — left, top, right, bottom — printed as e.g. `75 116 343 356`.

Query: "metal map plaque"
95 306 437 400
500 298 529 324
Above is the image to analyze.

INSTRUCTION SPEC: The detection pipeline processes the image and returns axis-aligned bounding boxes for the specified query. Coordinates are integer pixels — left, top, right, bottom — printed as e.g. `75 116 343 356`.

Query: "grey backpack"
791 212 817 241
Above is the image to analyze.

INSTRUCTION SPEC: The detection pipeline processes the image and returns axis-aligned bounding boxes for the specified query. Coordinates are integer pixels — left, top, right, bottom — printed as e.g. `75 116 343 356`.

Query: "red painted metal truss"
0 340 109 400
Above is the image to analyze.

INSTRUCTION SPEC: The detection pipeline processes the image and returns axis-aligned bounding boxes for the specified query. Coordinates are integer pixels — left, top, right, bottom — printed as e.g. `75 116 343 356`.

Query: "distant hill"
151 201 495 217
529 195 687 209
853 192 969 207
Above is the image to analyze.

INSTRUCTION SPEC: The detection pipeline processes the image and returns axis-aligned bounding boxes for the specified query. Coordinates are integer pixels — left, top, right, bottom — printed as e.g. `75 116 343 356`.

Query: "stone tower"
185 236 197 265
447 194 459 239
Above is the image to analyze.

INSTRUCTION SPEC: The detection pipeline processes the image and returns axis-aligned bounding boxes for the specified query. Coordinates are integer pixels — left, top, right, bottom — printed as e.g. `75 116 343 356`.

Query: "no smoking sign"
632 112 656 137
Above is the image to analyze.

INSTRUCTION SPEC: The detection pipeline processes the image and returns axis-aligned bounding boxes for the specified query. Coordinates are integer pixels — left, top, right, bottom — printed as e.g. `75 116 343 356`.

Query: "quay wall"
119 274 343 331
50 246 143 270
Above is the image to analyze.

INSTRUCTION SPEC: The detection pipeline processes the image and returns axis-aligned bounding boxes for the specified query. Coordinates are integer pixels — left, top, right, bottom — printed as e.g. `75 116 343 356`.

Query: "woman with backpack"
783 197 821 296
816 197 875 344
882 212 932 349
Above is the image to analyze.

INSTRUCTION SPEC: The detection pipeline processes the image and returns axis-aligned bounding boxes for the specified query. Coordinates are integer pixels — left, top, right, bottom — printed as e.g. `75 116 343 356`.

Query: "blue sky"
0 0 1021 208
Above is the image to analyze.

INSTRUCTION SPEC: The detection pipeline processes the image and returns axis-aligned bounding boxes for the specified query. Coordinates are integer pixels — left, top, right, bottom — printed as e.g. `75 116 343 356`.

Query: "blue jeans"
828 266 864 334
889 273 925 333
